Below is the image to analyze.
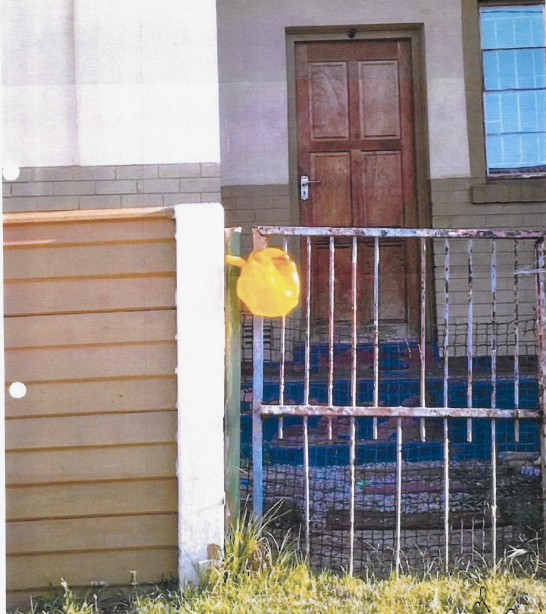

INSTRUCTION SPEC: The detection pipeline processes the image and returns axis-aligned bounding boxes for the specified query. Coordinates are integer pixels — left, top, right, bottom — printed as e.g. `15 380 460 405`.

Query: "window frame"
463 0 546 203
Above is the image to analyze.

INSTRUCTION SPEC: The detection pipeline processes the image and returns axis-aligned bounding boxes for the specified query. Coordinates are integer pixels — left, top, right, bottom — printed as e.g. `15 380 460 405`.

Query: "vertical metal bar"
278 312 285 440
471 518 476 562
349 237 358 575
420 237 427 440
328 236 335 411
326 236 335 440
278 236 288 439
444 239 450 409
535 238 546 560
443 417 450 571
303 234 312 556
252 316 264 518
373 237 380 439
443 239 450 572
491 239 498 567
304 237 311 407
395 417 403 575
349 416 356 574
303 416 310 558
491 418 497 566
467 239 474 442
491 239 497 412
514 240 520 443
351 237 358 410
460 518 464 556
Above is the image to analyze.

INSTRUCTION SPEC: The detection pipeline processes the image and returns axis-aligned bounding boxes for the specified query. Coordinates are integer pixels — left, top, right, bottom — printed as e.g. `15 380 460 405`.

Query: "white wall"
2 0 221 167
217 0 470 185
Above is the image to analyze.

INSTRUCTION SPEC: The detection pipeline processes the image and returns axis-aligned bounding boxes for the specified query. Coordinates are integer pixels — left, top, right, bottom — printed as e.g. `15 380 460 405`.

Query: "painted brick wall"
222 184 292 252
430 177 546 354
2 163 221 212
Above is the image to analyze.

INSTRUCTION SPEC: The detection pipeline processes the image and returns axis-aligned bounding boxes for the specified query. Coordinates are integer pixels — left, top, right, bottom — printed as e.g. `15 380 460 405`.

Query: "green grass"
15 514 546 613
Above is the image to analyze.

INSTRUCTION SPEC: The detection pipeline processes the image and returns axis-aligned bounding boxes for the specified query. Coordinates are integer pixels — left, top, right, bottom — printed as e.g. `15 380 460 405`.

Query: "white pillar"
174 202 225 585
0 24 8 613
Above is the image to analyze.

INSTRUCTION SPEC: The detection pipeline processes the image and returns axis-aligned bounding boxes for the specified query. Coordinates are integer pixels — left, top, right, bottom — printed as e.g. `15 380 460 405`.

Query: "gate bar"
303 416 310 557
259 404 540 419
514 240 521 443
303 236 312 557
278 237 288 439
255 226 546 239
420 237 427 440
467 239 474 443
304 237 311 406
328 236 335 439
395 418 403 575
443 239 450 408
491 239 498 566
443 238 450 571
252 316 264 518
443 417 450 571
373 237 380 439
536 239 546 557
349 237 358 574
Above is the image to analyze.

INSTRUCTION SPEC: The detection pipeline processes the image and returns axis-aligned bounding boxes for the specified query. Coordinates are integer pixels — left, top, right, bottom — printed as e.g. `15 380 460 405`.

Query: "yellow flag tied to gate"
226 247 300 317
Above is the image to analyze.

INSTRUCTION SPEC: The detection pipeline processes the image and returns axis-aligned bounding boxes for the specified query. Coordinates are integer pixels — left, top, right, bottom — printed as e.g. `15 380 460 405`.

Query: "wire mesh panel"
244 227 546 576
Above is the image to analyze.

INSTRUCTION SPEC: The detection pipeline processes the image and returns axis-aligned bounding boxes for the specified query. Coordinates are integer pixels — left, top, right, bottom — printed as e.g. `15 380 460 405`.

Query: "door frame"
286 24 431 230
286 25 434 338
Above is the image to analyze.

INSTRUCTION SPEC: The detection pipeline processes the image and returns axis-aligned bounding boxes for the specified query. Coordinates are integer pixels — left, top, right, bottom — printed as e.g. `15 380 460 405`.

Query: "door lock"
300 175 321 201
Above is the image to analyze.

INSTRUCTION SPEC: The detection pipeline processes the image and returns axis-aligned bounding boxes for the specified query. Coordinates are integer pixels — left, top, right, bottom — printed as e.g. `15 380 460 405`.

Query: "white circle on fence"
2 166 20 181
9 382 27 399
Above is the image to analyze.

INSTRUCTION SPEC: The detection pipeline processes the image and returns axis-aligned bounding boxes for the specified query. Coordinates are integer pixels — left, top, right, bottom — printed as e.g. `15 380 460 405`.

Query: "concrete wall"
2 0 220 167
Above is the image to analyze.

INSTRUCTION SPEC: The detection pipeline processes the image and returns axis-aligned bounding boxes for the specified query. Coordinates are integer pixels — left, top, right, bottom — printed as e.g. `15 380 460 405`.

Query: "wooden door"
295 39 420 337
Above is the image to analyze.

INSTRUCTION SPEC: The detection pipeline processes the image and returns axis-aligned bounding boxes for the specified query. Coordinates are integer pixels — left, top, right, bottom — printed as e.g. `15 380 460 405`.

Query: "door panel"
358 151 404 227
309 63 350 139
359 61 401 139
296 38 420 337
310 153 351 226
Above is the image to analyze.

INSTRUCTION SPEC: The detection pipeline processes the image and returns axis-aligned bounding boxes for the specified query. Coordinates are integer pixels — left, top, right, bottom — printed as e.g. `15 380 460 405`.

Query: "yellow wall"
4 208 178 606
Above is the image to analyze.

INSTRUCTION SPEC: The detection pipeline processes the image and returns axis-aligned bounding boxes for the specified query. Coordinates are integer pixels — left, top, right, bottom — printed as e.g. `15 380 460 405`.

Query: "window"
480 4 546 177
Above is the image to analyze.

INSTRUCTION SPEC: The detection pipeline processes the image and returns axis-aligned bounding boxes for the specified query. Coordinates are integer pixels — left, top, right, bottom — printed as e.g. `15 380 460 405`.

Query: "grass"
15 513 546 613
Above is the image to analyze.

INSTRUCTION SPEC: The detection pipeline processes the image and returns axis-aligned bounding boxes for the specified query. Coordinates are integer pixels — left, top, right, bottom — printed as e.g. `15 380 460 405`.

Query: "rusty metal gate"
248 226 546 574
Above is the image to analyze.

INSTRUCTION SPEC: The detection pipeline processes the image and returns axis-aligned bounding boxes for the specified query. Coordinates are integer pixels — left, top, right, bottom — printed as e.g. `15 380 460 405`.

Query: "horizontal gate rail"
258 405 541 419
255 226 546 240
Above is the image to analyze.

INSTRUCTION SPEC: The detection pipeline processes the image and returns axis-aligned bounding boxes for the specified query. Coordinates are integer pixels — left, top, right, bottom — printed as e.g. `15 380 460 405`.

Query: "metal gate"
248 226 546 575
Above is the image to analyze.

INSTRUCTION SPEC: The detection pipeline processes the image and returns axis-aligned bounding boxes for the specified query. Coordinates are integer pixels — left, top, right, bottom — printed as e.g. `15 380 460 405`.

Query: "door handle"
300 175 321 201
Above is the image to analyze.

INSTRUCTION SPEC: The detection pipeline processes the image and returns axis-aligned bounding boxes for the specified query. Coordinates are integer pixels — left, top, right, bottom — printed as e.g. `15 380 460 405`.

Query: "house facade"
2 0 545 606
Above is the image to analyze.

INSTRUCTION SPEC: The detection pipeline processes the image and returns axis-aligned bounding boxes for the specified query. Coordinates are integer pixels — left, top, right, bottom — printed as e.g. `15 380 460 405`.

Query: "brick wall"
222 184 292 251
2 163 221 212
430 177 546 352
430 178 546 230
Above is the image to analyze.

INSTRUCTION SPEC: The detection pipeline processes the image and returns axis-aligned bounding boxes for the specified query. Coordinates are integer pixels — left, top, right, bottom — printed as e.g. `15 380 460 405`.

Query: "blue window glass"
481 5 546 175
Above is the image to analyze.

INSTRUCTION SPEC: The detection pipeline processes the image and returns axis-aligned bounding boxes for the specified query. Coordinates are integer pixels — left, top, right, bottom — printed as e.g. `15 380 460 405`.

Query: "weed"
12 517 546 613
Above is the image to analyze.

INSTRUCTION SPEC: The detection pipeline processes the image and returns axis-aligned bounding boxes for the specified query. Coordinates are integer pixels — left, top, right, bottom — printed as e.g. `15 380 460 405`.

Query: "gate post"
225 228 242 528
252 230 267 518
174 203 225 585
